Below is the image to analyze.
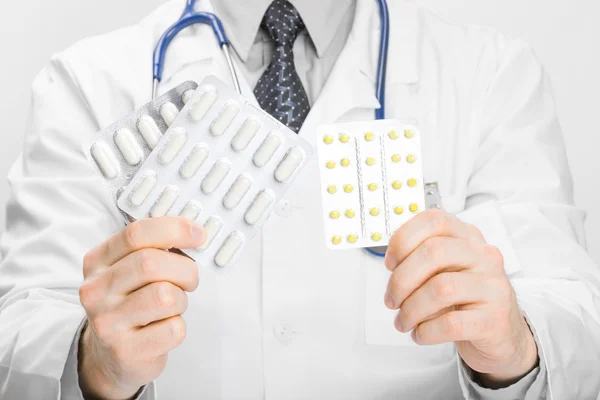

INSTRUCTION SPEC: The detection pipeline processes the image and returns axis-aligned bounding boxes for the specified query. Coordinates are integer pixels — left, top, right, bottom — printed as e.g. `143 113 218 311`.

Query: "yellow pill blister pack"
317 120 425 249
117 75 313 269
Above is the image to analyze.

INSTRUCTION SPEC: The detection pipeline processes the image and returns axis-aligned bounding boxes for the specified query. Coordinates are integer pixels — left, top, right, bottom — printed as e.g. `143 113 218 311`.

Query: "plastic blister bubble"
117 75 313 270
316 120 425 249
82 81 198 208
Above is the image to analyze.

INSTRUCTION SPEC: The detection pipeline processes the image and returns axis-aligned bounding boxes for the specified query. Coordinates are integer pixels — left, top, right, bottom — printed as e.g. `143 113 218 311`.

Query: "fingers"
385 209 485 271
106 248 199 295
385 237 484 309
133 316 187 360
117 282 188 328
393 272 485 332
411 309 490 345
85 217 205 271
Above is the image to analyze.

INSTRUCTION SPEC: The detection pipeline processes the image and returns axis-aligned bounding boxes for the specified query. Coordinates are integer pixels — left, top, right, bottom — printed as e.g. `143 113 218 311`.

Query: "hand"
384 210 538 388
78 217 205 400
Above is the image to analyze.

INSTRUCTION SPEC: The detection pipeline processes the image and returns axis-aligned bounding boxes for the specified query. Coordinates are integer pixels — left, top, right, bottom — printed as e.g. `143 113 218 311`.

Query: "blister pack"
316 120 425 249
117 75 313 269
83 81 199 206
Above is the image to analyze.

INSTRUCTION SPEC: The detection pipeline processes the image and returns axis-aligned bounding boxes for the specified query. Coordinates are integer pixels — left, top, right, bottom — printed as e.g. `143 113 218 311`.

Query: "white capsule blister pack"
117 75 313 269
83 81 199 205
316 120 425 249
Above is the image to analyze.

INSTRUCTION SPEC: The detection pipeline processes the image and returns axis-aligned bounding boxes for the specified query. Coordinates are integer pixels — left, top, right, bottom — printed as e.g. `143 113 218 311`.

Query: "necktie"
254 0 310 133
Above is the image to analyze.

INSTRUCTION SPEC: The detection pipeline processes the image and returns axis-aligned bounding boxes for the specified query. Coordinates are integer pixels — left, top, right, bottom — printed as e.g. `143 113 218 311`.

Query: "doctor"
1 0 599 399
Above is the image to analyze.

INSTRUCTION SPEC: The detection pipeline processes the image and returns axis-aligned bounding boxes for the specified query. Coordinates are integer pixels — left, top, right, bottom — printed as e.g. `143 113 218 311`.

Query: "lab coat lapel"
297 0 422 145
298 0 382 146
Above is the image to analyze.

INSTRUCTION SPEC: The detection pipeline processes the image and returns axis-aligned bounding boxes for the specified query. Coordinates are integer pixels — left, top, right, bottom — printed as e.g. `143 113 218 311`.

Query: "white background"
0 0 598 263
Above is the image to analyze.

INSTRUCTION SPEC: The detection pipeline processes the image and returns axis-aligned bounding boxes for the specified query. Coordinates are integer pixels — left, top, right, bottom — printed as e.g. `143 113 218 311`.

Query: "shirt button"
273 323 294 345
275 199 291 217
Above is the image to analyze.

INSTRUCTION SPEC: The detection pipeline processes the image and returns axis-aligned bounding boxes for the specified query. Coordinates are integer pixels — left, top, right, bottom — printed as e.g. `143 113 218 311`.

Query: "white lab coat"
1 0 599 399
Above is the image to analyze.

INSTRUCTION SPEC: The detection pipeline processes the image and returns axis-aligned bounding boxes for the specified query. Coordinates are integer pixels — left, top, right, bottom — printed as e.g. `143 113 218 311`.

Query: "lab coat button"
275 199 291 217
273 323 294 345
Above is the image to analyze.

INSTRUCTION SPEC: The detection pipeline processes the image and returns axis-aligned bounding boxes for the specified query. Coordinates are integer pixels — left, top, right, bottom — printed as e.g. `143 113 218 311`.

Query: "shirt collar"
211 0 354 61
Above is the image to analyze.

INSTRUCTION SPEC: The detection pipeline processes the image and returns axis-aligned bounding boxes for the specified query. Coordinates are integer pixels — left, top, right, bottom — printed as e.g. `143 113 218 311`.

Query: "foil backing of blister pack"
82 81 198 208
316 120 426 249
117 75 313 270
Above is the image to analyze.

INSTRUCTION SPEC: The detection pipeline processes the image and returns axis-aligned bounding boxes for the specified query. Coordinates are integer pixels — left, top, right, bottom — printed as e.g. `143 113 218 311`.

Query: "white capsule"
210 103 240 136
201 160 231 194
160 102 179 126
158 128 187 165
179 145 210 180
274 147 305 183
223 174 253 210
182 89 196 105
189 90 218 121
214 231 244 267
137 115 161 150
150 186 179 218
179 200 202 221
129 173 157 207
90 142 119 180
231 118 261 152
201 216 223 250
244 189 275 225
114 128 142 166
253 133 282 167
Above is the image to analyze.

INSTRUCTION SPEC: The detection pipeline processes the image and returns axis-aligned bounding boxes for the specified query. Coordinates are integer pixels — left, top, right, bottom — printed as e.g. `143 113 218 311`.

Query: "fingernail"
395 313 404 332
191 224 205 243
411 329 419 344
384 253 397 271
384 291 395 309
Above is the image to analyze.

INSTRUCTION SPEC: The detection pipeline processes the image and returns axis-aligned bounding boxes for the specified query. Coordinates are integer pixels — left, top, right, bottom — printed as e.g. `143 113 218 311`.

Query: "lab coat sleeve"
0 56 140 399
459 362 543 400
457 36 600 399
458 312 547 399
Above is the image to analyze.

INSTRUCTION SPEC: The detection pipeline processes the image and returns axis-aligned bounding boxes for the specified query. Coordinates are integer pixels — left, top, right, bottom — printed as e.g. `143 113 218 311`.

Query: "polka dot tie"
253 0 310 133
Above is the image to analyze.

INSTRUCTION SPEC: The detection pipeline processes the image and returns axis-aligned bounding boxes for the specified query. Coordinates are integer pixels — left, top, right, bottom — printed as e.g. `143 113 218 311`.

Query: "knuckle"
465 223 485 241
421 237 442 260
429 210 452 232
495 278 514 302
441 313 463 337
431 274 456 302
90 314 113 340
483 244 504 271
124 222 143 249
390 228 406 247
79 280 99 311
155 282 177 309
137 249 158 278
168 317 187 345
78 283 93 310
82 253 96 276
175 218 193 239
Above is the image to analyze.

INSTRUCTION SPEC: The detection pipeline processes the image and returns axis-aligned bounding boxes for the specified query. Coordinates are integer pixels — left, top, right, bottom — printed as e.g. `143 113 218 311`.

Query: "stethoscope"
152 0 393 257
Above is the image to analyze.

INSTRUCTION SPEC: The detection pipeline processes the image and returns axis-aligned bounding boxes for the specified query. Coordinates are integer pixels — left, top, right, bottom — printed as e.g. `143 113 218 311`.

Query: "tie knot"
261 0 306 47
